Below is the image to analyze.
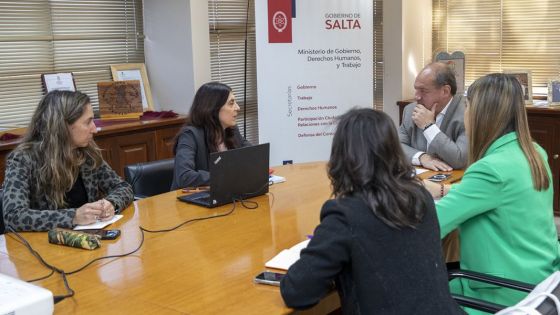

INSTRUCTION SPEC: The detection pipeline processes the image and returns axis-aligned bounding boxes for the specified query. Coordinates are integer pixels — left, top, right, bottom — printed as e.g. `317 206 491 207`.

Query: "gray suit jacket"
171 125 251 189
398 95 467 169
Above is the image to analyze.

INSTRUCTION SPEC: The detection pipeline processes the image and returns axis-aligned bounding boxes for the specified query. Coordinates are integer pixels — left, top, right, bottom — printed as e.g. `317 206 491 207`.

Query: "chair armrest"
448 270 536 313
451 294 507 314
448 269 535 292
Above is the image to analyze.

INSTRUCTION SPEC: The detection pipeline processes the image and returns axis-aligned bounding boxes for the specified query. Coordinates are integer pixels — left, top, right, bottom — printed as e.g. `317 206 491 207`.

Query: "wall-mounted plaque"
504 70 533 105
110 63 153 110
435 51 465 96
97 80 143 120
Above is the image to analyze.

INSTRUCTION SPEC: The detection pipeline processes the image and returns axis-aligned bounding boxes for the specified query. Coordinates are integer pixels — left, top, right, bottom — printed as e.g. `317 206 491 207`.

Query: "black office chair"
448 269 560 314
0 189 5 234
124 159 175 199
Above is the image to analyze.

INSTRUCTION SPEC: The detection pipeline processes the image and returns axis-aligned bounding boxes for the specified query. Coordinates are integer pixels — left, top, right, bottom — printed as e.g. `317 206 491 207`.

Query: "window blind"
433 0 560 95
0 0 144 127
373 0 383 111
208 0 258 144
208 1 383 143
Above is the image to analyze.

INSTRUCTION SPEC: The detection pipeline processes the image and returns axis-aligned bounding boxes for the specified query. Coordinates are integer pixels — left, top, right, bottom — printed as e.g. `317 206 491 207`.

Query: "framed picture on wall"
110 63 154 110
41 72 76 93
548 80 560 106
503 70 533 105
435 51 465 95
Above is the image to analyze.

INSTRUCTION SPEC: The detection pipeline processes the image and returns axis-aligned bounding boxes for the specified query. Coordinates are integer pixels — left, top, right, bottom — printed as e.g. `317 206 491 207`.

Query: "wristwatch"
423 122 435 130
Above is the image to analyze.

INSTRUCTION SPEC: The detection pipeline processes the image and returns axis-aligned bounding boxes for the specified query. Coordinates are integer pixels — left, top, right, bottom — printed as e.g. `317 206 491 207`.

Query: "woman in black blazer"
280 108 464 315
171 82 250 189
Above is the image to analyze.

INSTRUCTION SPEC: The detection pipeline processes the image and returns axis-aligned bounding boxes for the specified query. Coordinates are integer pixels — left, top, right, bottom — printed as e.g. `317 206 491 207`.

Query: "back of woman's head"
467 73 549 190
328 108 427 228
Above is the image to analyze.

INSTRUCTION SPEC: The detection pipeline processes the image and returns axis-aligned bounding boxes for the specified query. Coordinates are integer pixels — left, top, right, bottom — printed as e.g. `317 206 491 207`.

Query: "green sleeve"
436 159 504 237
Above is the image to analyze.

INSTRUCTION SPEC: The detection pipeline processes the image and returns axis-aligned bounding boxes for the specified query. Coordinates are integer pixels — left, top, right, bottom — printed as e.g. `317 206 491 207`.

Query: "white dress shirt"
412 98 453 165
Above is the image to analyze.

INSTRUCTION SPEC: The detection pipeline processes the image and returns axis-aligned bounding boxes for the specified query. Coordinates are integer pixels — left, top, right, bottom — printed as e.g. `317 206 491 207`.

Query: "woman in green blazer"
425 73 560 314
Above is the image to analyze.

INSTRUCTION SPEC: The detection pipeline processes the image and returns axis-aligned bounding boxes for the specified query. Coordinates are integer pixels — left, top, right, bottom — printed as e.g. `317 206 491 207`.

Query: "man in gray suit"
398 62 467 171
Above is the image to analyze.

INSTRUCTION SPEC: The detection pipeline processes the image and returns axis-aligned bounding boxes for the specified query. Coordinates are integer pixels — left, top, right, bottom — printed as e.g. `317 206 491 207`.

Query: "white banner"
255 0 373 166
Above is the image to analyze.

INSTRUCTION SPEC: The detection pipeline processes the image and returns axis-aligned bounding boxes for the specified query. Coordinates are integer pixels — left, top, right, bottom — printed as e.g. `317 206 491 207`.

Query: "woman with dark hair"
3 90 133 231
171 82 251 189
425 73 560 312
280 108 464 314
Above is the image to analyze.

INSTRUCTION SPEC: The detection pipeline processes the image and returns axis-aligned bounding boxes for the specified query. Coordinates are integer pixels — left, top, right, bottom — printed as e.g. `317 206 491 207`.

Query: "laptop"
177 143 270 208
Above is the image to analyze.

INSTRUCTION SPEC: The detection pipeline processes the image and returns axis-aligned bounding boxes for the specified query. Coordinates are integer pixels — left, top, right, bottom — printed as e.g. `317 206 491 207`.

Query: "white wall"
143 0 432 122
143 0 211 114
383 0 432 124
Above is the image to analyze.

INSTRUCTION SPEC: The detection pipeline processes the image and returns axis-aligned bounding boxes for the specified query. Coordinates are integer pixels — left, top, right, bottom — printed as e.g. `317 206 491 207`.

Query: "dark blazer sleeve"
172 127 210 189
280 200 351 309
232 126 251 148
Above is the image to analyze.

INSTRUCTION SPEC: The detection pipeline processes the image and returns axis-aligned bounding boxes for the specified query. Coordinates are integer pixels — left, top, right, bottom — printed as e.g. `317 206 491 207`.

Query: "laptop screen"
178 143 270 207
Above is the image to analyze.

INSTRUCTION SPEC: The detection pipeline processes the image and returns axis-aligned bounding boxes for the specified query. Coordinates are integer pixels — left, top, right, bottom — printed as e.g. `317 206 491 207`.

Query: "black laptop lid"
206 143 270 207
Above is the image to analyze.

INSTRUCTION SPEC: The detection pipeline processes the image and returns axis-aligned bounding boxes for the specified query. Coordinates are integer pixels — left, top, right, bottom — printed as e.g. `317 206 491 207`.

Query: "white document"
415 168 429 175
43 73 75 92
265 239 310 270
269 175 286 184
116 70 148 109
73 215 123 230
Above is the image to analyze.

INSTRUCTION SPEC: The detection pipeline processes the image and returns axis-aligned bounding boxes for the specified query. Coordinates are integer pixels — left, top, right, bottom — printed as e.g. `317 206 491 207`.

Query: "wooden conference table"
0 162 462 314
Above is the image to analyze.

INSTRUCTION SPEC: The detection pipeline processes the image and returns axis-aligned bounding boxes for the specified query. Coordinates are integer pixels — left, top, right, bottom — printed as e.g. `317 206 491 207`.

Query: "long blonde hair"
15 90 103 207
466 73 549 190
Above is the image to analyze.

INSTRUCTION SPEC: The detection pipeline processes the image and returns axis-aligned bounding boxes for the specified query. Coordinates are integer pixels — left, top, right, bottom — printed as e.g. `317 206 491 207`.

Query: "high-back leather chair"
0 189 5 234
124 159 175 199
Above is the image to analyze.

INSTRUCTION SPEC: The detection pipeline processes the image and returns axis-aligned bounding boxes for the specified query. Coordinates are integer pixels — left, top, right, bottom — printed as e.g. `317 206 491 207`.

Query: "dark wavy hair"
16 90 102 207
328 108 428 228
179 82 239 153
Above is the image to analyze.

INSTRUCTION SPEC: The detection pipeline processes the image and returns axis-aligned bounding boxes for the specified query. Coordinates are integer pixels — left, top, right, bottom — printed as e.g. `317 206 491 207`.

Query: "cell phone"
254 271 285 286
83 229 121 240
427 173 451 182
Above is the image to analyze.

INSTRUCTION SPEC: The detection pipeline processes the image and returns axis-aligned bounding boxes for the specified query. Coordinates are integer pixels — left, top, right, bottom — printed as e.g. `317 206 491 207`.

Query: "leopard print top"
2 149 133 231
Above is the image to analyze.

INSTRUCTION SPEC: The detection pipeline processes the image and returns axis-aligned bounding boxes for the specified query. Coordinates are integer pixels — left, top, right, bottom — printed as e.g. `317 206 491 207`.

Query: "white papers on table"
415 168 429 175
265 239 310 270
533 100 549 107
269 175 286 184
74 215 123 230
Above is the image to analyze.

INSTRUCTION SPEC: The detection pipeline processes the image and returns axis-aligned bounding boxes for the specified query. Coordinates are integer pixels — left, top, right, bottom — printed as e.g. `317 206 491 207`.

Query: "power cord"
140 200 238 233
7 225 146 303
8 228 75 303
6 196 251 304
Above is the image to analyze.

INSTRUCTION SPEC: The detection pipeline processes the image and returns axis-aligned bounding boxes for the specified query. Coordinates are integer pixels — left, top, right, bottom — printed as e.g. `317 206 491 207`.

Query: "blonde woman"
3 90 133 231
425 73 560 312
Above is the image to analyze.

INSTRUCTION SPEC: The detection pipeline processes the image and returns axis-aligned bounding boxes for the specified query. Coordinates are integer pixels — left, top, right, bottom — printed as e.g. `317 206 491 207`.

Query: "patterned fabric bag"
48 228 101 250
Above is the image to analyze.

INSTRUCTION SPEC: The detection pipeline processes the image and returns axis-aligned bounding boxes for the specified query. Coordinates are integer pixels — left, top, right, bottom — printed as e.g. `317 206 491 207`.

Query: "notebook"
265 239 310 270
177 143 270 208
